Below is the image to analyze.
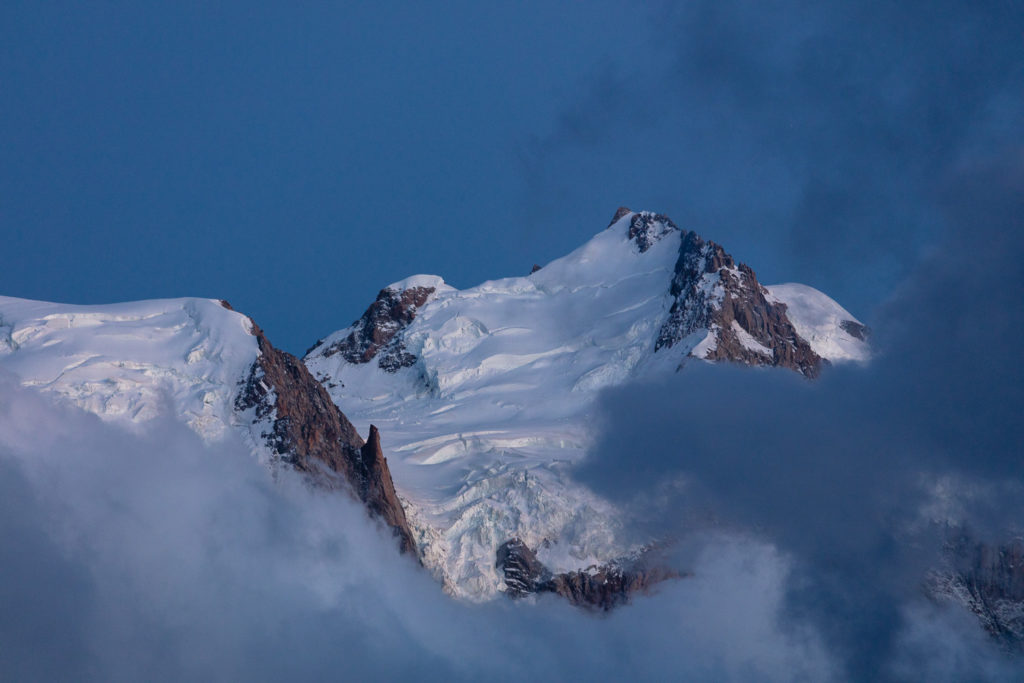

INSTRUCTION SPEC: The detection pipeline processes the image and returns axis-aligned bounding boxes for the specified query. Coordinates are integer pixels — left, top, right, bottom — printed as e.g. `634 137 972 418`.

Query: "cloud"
0 372 844 682
573 154 1024 679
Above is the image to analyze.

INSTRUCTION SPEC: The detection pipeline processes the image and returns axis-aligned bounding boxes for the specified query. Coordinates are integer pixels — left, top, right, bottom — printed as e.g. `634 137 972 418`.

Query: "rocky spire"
608 205 633 226
235 314 417 556
358 426 417 554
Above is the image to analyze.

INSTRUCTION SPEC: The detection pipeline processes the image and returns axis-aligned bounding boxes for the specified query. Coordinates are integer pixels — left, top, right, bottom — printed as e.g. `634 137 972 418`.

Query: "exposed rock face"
308 285 436 373
932 536 1024 649
358 425 417 554
496 538 678 611
0 314 15 353
496 538 550 598
234 314 417 555
608 205 632 227
655 230 824 377
626 210 679 253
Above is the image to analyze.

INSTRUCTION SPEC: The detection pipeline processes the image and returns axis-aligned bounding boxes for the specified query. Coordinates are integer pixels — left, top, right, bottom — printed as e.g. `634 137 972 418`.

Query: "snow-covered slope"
0 294 418 553
0 296 260 443
765 283 870 363
305 209 870 599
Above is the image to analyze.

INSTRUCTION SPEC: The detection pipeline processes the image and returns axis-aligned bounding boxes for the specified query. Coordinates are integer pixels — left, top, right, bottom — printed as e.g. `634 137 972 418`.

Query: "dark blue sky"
2 1 1020 353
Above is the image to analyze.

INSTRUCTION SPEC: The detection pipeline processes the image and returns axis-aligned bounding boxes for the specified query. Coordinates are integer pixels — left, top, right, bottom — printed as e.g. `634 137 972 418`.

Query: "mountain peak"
608 205 633 226
384 274 451 293
607 206 681 253
627 211 679 253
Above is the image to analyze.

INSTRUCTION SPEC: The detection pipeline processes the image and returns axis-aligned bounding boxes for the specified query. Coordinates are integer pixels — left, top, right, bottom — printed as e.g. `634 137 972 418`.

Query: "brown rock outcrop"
608 205 633 227
307 285 436 372
496 538 550 598
655 229 824 377
235 318 417 555
496 538 679 611
358 425 417 555
627 211 679 253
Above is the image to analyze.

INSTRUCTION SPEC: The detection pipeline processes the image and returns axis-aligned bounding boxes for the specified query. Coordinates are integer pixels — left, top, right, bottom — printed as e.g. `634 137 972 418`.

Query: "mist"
0 371 846 682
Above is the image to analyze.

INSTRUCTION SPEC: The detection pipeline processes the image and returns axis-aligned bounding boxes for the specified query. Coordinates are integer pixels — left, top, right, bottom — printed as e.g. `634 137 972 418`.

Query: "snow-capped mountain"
3 206 1020 643
0 296 257 439
0 209 870 604
304 208 870 599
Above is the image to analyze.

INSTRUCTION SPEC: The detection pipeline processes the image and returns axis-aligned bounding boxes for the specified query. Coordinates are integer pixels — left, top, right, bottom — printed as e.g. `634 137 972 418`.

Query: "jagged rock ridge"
233 306 416 555
627 210 679 253
308 285 436 373
655 227 824 377
496 538 679 611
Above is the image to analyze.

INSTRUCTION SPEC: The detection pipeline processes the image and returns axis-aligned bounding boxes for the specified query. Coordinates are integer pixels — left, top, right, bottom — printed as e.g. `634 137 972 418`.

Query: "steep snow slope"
766 283 870 363
0 296 260 443
306 210 870 599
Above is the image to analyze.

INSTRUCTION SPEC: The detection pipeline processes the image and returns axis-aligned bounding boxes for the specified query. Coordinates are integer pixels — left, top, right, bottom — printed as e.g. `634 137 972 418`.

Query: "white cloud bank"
0 375 839 682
